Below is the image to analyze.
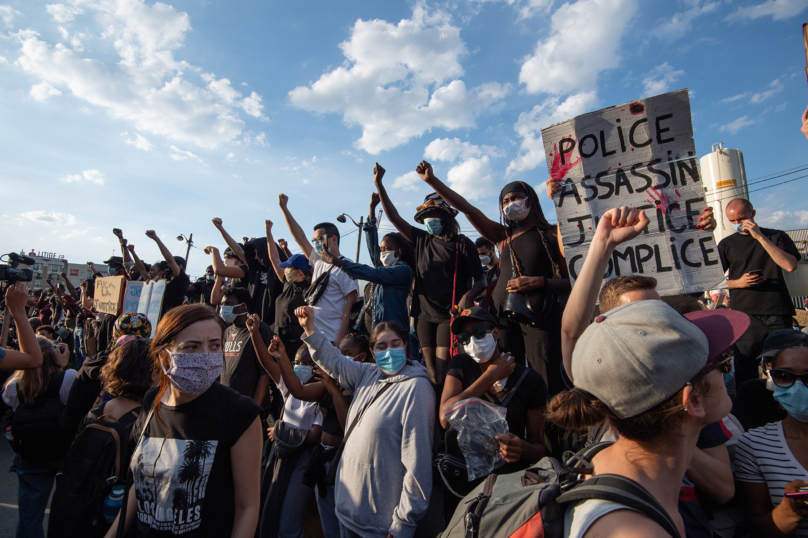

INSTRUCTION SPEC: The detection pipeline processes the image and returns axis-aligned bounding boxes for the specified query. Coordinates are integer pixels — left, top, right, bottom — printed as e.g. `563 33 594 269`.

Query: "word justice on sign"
541 89 726 296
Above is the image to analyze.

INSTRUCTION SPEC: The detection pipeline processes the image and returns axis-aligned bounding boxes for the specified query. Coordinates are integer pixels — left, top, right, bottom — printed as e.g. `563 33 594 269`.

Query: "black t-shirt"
274 280 307 357
446 354 546 438
62 350 111 436
320 391 354 438
131 385 260 538
492 227 560 318
160 270 191 318
718 228 801 316
410 228 483 322
733 378 787 431
222 322 272 399
242 239 287 323
188 278 213 305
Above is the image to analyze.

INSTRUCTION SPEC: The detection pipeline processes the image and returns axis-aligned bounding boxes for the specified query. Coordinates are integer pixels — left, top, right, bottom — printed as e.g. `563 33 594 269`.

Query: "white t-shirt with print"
308 249 359 342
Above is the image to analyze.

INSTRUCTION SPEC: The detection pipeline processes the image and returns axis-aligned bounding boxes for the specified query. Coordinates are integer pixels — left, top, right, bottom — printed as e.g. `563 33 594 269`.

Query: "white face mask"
480 255 491 266
464 333 497 363
380 251 399 267
504 199 529 222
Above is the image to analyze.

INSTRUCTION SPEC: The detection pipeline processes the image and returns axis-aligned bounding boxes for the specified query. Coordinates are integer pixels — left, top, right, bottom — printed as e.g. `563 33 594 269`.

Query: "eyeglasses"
703 357 734 376
769 369 808 388
456 323 487 346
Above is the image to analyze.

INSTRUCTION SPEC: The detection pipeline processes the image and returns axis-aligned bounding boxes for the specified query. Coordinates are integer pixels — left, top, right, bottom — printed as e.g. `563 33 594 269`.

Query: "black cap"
450 306 499 335
104 256 124 266
758 329 808 362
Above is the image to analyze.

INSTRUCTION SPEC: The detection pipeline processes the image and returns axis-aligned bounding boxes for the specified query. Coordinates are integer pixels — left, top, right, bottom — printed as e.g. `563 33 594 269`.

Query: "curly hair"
100 338 154 402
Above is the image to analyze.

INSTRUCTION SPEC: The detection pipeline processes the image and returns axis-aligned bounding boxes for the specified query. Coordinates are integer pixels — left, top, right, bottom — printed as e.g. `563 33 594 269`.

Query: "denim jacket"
339 218 413 332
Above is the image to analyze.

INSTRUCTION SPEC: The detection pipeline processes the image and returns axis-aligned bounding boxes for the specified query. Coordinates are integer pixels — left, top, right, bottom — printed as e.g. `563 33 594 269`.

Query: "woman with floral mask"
296 306 434 538
372 163 486 386
104 304 262 538
736 343 808 536
413 162 569 395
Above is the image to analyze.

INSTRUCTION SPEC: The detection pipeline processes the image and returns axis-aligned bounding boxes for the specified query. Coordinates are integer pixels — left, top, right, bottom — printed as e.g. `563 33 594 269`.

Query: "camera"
0 252 35 283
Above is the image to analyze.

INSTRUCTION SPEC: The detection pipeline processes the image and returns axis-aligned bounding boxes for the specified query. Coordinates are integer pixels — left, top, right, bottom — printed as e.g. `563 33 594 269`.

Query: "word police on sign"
541 89 725 296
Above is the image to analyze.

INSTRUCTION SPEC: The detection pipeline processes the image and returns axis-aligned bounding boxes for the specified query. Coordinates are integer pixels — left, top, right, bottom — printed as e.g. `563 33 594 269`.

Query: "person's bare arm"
126 245 150 281
113 229 133 264
230 417 262 538
416 160 506 243
334 290 357 346
210 275 225 307
205 246 247 278
439 355 515 428
145 230 181 277
687 444 734 505
738 479 808 536
745 221 798 272
314 365 349 431
252 374 269 406
561 207 649 382
60 261 79 300
373 163 413 243
1 282 44 370
265 220 285 282
211 218 248 265
304 424 322 445
278 194 313 258
278 239 293 259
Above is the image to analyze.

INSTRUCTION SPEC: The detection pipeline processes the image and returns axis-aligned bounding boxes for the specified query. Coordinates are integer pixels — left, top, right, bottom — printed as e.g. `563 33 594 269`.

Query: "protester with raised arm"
414 161 564 392
373 163 484 386
1 282 44 370
279 194 359 346
125 244 151 281
718 198 801 386
145 229 191 317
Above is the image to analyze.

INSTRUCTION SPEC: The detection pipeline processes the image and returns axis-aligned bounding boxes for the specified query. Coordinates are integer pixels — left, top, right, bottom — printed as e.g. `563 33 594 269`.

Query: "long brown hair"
3 337 61 404
149 305 225 426
101 338 154 402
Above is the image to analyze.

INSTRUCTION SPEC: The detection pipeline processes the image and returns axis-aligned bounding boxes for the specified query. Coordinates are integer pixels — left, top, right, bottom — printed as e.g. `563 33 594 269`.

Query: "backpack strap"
44 370 66 400
464 473 498 538
556 474 681 538
500 367 530 407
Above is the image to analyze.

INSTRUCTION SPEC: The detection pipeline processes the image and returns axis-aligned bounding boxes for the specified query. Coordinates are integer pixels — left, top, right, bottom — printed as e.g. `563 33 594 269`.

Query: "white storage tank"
700 143 749 244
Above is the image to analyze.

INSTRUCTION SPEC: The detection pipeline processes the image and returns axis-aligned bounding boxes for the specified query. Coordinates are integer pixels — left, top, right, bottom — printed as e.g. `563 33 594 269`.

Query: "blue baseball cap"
278 254 311 272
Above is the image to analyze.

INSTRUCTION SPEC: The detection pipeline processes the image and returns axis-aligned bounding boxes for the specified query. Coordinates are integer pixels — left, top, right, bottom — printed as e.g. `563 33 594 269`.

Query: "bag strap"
117 403 154 538
556 474 681 538
464 473 498 538
450 240 460 357
342 383 392 443
500 367 530 407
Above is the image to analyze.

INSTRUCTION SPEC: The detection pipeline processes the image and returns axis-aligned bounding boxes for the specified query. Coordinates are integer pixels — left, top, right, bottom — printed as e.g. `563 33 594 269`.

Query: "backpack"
47 403 141 538
440 442 682 538
10 371 70 464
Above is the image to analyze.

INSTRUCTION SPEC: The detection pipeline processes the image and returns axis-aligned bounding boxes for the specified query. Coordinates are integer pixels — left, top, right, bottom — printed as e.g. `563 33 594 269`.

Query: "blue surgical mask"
294 364 313 384
424 218 443 236
108 266 117 276
732 223 744 234
220 303 244 324
375 347 407 376
773 381 808 422
314 242 324 255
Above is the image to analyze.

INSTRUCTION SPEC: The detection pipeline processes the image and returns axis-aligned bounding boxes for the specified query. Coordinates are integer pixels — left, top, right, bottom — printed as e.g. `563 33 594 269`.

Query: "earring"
684 407 689 412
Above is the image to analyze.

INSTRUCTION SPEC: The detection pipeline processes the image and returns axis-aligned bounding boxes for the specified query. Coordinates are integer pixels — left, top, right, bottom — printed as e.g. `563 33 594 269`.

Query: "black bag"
48 403 141 538
501 229 560 328
304 271 330 306
10 371 71 464
441 442 681 538
436 369 530 498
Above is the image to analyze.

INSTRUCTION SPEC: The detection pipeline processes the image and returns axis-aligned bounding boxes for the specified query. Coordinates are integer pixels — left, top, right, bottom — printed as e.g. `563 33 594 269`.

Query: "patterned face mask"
162 352 223 396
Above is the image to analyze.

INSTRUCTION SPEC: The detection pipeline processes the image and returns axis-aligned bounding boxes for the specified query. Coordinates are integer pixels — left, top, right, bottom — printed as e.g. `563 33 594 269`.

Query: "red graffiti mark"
631 148 635 151
618 163 621 166
549 142 581 180
644 186 682 215
675 189 681 197
630 103 645 115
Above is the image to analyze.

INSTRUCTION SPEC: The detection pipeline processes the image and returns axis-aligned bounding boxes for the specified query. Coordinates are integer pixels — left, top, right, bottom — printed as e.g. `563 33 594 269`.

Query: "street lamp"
177 233 193 264
336 214 363 262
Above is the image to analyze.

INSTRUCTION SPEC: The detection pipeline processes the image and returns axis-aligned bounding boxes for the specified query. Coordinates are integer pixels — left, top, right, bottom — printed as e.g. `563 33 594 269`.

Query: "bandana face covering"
163 352 223 396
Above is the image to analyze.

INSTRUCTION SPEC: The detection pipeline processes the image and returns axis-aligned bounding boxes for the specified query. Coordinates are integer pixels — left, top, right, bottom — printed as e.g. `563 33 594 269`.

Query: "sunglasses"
456 323 487 347
769 369 808 389
703 357 734 376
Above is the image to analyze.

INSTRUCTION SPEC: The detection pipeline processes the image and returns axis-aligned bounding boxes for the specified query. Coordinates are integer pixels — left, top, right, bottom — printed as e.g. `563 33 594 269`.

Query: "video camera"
0 252 35 283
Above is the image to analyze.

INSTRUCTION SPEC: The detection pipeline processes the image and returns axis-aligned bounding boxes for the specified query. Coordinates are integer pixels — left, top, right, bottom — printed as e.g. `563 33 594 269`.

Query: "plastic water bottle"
103 485 125 523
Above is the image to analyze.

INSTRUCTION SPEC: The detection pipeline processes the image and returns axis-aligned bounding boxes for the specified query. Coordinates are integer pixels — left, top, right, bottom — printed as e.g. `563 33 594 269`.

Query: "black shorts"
416 317 451 349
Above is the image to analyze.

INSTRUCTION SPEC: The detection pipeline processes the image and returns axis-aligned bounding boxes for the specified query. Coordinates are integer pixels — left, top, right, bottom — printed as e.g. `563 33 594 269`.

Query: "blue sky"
1 0 807 277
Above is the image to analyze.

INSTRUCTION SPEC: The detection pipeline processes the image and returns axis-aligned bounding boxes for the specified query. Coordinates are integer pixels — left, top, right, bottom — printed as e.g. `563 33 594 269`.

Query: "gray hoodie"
302 330 435 538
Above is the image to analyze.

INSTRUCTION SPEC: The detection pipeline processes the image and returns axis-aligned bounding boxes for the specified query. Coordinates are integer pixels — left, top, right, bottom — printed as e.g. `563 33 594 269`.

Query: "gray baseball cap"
572 300 709 419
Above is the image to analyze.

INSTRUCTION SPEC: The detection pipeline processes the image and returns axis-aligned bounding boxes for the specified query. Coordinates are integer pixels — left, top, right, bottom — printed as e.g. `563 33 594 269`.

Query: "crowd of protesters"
0 149 806 538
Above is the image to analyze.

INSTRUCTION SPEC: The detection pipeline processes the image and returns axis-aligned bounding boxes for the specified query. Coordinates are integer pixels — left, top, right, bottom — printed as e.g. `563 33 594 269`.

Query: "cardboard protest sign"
541 89 725 296
137 280 166 331
94 276 125 314
123 281 144 315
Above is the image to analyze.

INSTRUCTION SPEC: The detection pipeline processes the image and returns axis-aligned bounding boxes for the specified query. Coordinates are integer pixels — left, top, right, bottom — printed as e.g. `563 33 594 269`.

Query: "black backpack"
10 371 70 464
441 442 682 538
48 403 141 538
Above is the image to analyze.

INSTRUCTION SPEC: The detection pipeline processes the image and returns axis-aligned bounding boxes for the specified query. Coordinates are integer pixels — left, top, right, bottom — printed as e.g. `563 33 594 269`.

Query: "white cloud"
719 116 755 134
750 78 784 103
727 0 808 21
392 171 423 191
123 132 155 151
14 0 266 148
424 138 501 162
0 5 20 27
253 132 267 147
519 0 639 95
465 0 554 19
59 169 106 185
225 152 235 161
169 145 205 164
756 209 808 228
657 0 720 39
30 81 62 101
507 91 599 175
288 6 508 154
642 62 685 97
445 156 495 201
720 93 749 103
46 3 83 24
20 211 77 226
